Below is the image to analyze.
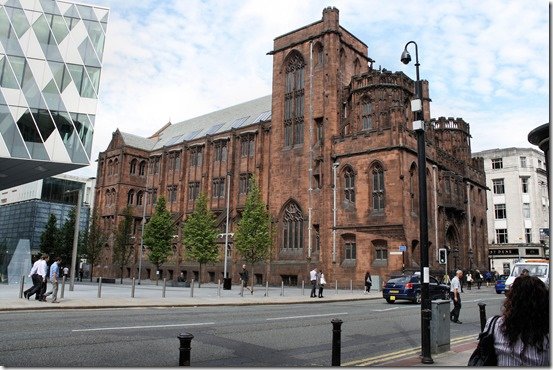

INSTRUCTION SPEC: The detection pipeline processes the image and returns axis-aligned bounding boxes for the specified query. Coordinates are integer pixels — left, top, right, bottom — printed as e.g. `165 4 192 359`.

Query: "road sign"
399 245 407 252
390 251 403 255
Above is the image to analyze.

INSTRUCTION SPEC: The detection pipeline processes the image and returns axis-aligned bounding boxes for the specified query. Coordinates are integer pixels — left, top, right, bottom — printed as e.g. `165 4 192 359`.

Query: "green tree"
182 193 219 288
40 214 59 257
58 209 77 263
112 206 134 284
143 197 175 284
81 209 108 281
234 177 272 292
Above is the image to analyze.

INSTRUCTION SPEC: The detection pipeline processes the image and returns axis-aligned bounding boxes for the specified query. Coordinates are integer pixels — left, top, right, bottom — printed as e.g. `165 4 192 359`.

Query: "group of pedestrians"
23 255 62 303
309 267 327 298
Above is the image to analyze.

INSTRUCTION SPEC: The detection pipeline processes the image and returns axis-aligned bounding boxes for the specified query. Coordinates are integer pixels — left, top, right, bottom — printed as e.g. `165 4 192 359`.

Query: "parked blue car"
495 274 509 294
382 274 450 304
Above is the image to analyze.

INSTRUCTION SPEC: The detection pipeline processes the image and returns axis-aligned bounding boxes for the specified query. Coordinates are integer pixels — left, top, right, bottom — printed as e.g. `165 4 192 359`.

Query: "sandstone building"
95 8 488 287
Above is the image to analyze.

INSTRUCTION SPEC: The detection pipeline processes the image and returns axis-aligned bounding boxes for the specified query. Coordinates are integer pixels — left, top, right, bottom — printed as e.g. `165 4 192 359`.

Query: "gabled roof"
118 95 272 152
120 132 157 151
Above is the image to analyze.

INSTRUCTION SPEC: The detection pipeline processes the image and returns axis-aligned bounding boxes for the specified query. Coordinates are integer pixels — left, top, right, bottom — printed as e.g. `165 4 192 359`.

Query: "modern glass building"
0 0 108 190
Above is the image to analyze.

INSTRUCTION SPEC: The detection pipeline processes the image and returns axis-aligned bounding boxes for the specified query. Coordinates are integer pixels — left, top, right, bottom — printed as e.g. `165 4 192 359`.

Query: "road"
0 288 504 367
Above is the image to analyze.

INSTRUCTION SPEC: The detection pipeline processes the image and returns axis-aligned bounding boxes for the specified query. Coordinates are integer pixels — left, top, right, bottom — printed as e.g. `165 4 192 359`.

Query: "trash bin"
223 278 232 290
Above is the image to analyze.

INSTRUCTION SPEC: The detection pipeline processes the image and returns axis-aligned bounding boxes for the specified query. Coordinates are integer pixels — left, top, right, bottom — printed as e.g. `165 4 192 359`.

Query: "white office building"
0 0 108 190
473 147 549 274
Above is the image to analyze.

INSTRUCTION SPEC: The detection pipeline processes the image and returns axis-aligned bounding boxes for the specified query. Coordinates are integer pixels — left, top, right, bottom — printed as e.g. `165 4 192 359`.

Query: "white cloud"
70 0 549 178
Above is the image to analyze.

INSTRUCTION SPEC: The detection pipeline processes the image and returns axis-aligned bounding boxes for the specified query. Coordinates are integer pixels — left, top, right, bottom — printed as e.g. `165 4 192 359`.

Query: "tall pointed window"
361 100 372 131
372 164 385 211
284 52 305 147
282 202 304 250
344 167 355 203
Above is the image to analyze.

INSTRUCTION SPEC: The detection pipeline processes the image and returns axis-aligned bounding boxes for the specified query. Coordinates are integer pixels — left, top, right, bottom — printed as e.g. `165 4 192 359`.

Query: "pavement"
0 278 478 366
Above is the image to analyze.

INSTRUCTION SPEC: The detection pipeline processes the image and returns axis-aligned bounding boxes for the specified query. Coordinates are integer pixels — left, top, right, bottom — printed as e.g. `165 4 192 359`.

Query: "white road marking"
266 312 348 321
72 322 215 332
372 307 400 312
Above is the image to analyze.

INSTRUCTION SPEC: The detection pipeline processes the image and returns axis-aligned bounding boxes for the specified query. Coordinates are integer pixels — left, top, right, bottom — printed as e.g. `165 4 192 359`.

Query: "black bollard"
478 302 487 332
331 318 343 366
178 332 194 366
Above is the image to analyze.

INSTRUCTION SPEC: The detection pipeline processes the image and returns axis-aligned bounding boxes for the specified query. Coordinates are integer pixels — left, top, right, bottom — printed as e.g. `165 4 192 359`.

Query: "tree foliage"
40 214 59 257
82 209 108 281
112 206 134 283
143 197 175 281
57 208 79 264
234 177 272 289
182 193 219 287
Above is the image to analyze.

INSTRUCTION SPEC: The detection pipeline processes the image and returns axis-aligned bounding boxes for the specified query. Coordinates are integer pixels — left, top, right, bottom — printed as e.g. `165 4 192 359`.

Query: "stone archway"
445 225 460 272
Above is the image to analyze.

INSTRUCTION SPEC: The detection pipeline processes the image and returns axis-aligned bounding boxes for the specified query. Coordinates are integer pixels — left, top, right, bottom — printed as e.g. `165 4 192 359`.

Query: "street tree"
234 177 272 292
182 193 219 287
81 209 108 281
58 208 77 263
143 197 175 284
112 206 134 284
40 214 59 257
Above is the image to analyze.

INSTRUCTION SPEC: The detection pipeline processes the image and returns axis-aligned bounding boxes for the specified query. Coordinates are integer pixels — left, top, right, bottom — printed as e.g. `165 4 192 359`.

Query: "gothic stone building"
95 7 488 287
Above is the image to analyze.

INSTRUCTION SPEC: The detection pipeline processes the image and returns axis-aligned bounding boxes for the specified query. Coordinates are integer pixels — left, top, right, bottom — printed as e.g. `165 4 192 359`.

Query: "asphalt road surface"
1 288 504 367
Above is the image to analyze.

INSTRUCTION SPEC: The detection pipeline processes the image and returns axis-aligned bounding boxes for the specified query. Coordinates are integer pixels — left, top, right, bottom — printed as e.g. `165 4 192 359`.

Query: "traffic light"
438 248 447 264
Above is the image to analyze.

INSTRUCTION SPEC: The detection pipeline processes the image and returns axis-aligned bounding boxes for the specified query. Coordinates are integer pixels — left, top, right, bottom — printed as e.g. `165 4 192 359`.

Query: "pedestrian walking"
475 269 483 289
78 268 84 282
63 266 69 279
23 256 43 300
450 269 463 324
26 254 49 301
484 271 492 287
484 275 549 366
443 272 451 285
239 264 252 294
364 271 372 293
317 270 326 298
309 267 318 298
44 257 61 303
466 271 472 290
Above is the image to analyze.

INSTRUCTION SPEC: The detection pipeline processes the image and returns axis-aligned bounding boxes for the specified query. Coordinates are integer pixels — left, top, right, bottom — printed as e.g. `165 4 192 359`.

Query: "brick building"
94 7 488 287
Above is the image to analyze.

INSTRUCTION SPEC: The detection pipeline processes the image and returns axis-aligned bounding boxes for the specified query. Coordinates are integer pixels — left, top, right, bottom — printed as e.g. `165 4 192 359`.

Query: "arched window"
113 158 119 175
139 160 146 176
314 42 324 66
343 234 356 261
282 202 304 250
373 239 388 261
105 189 110 206
409 163 417 213
107 159 113 175
127 189 134 205
136 191 144 206
361 99 372 131
130 158 137 175
372 164 385 211
284 52 305 147
354 58 361 75
344 167 355 203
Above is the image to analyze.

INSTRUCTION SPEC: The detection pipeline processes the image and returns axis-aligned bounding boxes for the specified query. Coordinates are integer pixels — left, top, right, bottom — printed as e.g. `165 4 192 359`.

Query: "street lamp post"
401 40 433 364
468 248 474 272
138 189 150 285
453 247 459 271
69 186 83 291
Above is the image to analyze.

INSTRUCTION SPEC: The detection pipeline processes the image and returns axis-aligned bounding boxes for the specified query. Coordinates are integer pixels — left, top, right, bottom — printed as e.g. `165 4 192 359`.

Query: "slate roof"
120 95 272 151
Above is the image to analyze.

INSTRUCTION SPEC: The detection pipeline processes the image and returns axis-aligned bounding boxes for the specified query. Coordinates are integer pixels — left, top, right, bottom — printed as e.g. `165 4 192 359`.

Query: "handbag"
468 315 500 366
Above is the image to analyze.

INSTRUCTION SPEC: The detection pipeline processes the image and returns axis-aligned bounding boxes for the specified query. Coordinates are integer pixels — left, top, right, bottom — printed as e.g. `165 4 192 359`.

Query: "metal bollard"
217 279 221 297
478 302 487 332
335 280 338 294
97 277 102 298
331 318 343 366
350 279 353 293
162 278 167 298
19 275 25 298
190 279 194 297
302 280 305 296
281 281 284 296
240 282 244 297
131 278 136 298
265 281 269 297
177 332 194 366
60 276 66 299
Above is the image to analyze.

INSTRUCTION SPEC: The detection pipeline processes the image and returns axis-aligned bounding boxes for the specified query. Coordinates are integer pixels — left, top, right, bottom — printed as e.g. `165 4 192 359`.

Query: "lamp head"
400 49 411 64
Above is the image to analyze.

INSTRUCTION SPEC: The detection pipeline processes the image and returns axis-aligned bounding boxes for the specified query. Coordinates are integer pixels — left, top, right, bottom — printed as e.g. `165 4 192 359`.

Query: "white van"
504 260 550 293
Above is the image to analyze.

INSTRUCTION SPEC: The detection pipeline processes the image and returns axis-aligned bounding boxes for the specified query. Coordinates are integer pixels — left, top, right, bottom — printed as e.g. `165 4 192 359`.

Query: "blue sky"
75 0 549 177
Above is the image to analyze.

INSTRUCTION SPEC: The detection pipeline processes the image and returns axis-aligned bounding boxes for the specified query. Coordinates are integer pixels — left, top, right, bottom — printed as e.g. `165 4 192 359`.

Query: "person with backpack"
364 271 372 294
